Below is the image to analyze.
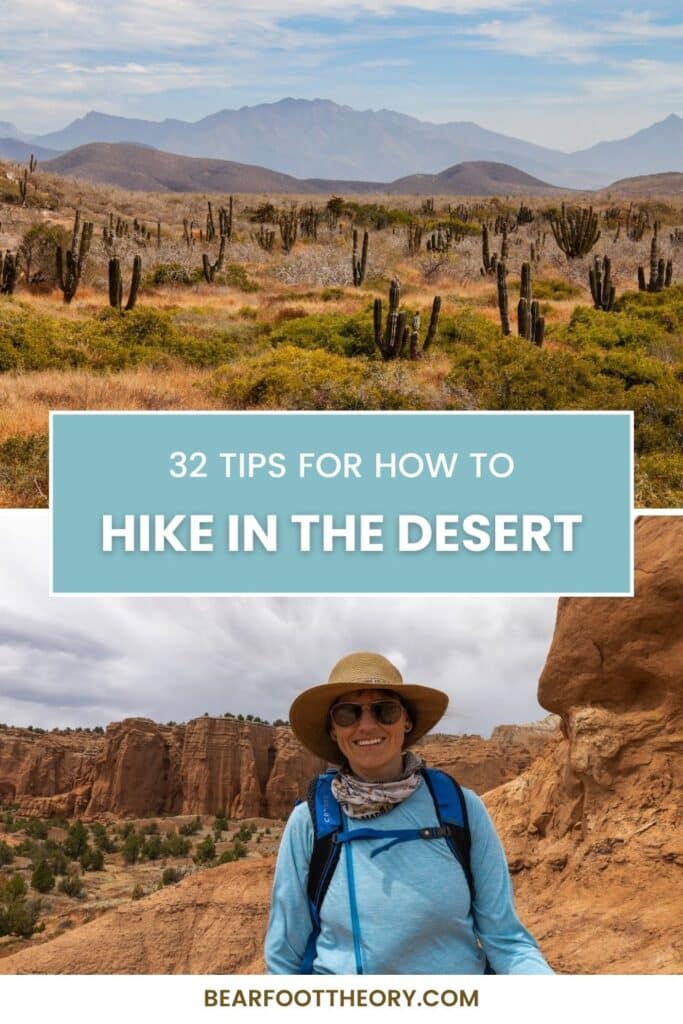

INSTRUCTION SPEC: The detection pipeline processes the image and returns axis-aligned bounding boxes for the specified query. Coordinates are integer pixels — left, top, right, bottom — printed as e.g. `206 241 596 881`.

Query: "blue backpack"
300 766 493 974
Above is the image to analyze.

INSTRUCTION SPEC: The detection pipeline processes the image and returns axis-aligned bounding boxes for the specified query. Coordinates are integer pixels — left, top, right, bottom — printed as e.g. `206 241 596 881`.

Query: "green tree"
63 820 89 859
193 835 216 865
161 830 191 857
31 860 55 893
122 831 142 865
80 847 104 871
0 840 14 865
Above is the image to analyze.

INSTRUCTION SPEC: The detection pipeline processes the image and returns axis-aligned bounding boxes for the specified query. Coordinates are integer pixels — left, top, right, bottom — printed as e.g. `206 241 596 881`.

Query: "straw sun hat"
289 651 449 764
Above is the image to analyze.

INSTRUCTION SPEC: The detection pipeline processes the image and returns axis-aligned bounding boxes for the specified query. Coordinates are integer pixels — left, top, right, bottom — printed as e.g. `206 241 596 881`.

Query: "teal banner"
51 411 632 594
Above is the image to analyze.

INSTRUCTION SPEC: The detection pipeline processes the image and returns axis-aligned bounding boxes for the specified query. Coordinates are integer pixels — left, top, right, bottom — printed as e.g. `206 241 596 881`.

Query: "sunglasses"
329 699 404 728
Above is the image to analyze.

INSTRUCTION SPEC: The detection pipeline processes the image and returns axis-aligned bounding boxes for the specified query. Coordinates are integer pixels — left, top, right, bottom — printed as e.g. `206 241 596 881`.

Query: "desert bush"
122 831 142 864
0 873 43 938
161 867 183 886
23 818 48 840
179 816 202 837
161 829 191 857
0 433 49 508
269 312 375 357
79 847 104 872
0 840 14 865
63 820 89 860
58 873 84 898
131 883 145 900
141 834 163 861
19 223 70 288
31 860 55 893
193 835 216 865
146 262 203 287
532 278 582 300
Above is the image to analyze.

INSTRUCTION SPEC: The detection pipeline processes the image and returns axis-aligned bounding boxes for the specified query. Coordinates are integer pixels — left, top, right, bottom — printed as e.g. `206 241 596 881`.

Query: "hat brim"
290 681 448 764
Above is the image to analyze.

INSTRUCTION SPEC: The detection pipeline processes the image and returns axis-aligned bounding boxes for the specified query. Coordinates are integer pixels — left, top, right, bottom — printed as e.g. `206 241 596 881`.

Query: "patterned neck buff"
330 751 426 820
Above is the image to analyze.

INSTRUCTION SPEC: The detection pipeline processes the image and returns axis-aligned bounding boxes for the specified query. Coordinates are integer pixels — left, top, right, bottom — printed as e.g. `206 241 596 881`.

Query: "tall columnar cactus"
29 153 37 173
516 262 545 346
548 203 600 259
516 202 534 225
407 222 422 255
496 262 510 335
352 228 369 286
19 168 29 206
638 222 673 292
589 255 616 311
206 202 216 243
255 225 275 251
372 277 441 360
1 251 20 295
220 197 234 242
480 224 499 276
56 211 93 304
278 208 298 253
108 255 142 312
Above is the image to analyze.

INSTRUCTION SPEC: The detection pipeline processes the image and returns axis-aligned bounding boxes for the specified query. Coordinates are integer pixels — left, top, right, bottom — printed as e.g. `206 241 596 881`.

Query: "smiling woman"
265 651 554 975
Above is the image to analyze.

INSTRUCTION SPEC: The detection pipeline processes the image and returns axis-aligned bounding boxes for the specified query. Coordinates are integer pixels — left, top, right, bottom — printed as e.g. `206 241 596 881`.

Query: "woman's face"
328 688 412 781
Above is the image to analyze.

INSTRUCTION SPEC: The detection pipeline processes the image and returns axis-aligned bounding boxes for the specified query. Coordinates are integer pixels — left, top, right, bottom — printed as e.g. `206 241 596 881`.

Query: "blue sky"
2 1 682 148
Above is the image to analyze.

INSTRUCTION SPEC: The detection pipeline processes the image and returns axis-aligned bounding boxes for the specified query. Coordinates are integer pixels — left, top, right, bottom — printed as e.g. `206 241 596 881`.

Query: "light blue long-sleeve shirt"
265 779 553 975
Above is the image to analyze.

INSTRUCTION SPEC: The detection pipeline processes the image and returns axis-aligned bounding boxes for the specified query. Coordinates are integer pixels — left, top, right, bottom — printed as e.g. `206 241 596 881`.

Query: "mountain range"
36 144 559 195
3 99 682 189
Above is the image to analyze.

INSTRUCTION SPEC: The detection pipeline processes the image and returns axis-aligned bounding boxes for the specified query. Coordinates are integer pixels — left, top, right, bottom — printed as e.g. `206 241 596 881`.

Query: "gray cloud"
0 514 556 736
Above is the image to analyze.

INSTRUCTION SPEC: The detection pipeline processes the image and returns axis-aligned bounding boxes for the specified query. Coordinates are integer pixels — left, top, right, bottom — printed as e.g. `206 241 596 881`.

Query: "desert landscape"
0 516 680 975
1 108 682 509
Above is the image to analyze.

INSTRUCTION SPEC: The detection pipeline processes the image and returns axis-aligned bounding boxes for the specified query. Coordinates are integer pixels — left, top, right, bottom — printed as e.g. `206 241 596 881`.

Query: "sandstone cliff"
485 516 683 972
1 717 555 821
1 718 323 821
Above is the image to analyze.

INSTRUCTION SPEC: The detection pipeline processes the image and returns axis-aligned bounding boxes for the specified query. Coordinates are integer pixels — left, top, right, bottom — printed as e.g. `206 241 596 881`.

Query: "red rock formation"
1 718 322 820
415 720 558 793
485 516 683 972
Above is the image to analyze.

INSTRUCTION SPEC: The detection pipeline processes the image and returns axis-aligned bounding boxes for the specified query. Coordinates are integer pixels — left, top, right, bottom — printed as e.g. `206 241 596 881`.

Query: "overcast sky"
2 2 681 148
0 512 556 737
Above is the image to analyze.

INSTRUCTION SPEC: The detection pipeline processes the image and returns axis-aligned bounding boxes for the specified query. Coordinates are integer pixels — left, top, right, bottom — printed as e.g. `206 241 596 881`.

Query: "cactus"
496 262 511 335
421 198 435 215
516 202 534 225
589 255 616 311
351 228 369 286
407 222 422 256
108 255 141 312
1 251 20 295
29 153 37 174
206 202 216 243
530 228 546 265
480 224 499 276
18 168 29 206
278 208 298 253
56 211 93 304
638 222 673 292
548 203 600 258
626 204 649 242
300 204 320 240
426 223 463 254
255 225 275 251
157 221 162 249
516 262 544 346
372 277 441 360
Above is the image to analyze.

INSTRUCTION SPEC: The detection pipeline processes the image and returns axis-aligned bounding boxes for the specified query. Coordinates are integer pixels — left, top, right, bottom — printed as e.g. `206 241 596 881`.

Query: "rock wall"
0 712 555 820
485 516 683 972
2 718 322 821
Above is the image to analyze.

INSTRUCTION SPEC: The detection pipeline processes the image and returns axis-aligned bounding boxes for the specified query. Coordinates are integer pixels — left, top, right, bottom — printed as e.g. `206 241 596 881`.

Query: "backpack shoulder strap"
421 767 475 901
301 771 343 972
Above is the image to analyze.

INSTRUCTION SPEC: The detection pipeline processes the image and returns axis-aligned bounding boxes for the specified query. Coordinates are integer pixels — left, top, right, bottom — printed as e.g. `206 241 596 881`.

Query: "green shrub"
179 816 202 837
0 840 14 865
19 222 70 287
0 433 49 508
122 831 142 865
31 860 55 893
63 820 89 860
79 847 104 872
532 278 582 300
23 818 48 840
146 262 202 287
161 867 183 886
141 834 163 861
223 263 259 292
269 312 375 357
131 883 145 900
193 835 216 865
162 830 191 857
58 873 84 898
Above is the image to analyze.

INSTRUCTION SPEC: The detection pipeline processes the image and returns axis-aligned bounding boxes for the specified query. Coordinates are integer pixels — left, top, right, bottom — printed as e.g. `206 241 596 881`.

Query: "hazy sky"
0 512 556 737
2 2 681 148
